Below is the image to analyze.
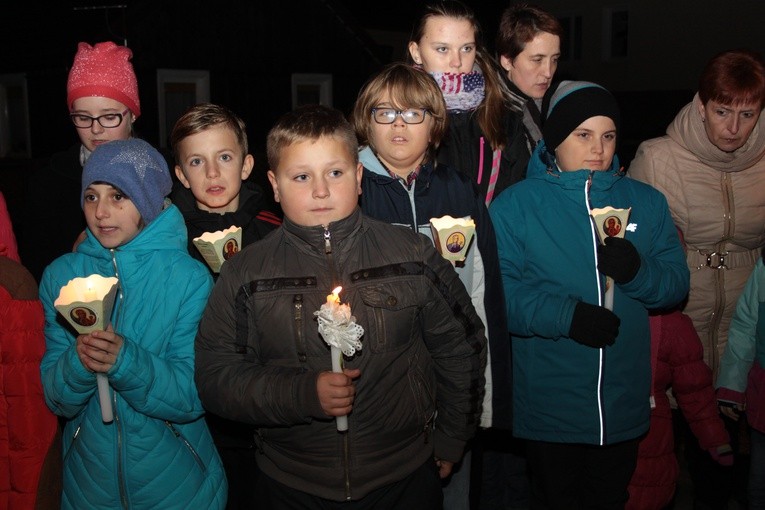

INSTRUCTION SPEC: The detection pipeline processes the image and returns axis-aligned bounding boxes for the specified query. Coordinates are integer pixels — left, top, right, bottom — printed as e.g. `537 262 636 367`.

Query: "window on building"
156 69 210 148
559 14 583 62
0 74 30 158
603 7 629 60
291 74 333 109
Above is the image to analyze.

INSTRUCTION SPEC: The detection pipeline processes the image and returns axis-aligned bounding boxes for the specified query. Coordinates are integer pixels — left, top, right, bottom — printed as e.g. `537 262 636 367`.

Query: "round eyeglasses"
70 109 130 129
371 108 429 125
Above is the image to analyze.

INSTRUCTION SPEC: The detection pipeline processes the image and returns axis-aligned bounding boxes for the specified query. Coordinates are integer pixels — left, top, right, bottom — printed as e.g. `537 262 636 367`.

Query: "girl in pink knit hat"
19 41 140 282
67 41 140 154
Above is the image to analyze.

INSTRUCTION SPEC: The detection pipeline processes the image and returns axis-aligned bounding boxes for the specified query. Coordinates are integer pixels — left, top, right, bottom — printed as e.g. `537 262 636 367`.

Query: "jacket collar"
359 146 435 186
172 180 264 219
667 93 765 173
282 207 363 255
527 140 623 192
77 204 188 260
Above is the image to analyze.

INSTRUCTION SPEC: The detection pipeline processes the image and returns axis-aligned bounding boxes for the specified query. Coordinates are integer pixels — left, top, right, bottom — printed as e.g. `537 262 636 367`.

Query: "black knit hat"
543 81 620 154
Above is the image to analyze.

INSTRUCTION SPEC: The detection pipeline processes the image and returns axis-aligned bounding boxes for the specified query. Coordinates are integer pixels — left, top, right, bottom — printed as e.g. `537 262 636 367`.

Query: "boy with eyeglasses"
20 41 140 281
350 62 510 506
194 104 486 508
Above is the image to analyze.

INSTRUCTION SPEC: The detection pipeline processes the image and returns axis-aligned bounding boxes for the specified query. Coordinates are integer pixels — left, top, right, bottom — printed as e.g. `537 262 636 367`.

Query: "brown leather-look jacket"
194 207 487 502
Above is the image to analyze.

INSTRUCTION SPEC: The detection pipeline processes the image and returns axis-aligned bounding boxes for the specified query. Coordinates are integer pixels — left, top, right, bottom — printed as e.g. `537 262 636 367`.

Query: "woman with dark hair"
630 48 765 509
407 0 529 204
496 3 564 150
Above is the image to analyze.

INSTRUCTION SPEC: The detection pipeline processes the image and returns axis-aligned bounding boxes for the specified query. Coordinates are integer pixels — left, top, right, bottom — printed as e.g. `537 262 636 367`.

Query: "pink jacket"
0 193 19 264
627 311 730 510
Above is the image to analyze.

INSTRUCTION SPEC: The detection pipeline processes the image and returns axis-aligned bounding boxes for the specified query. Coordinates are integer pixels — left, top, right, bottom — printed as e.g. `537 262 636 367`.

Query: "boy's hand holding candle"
315 287 364 431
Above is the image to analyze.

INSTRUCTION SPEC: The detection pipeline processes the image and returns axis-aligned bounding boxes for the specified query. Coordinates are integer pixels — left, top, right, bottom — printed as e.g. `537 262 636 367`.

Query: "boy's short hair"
351 63 447 156
266 104 359 171
171 103 249 165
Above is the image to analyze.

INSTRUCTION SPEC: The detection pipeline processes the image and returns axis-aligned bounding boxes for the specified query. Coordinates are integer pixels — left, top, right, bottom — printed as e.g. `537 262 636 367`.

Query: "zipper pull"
323 226 332 254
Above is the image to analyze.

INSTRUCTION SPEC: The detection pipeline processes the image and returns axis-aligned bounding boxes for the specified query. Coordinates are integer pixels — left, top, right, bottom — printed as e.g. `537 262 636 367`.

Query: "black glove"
568 302 620 348
597 236 641 284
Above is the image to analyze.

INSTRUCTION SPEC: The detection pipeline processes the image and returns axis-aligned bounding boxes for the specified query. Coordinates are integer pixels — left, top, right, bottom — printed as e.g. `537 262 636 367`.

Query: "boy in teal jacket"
40 139 226 509
490 82 689 508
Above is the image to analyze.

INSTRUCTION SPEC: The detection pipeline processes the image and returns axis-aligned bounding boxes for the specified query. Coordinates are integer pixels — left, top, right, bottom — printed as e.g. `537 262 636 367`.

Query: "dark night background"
0 1 762 232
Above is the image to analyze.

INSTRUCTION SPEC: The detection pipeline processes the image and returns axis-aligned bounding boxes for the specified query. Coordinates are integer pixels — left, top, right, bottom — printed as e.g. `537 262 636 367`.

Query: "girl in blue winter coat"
489 82 689 509
39 138 226 509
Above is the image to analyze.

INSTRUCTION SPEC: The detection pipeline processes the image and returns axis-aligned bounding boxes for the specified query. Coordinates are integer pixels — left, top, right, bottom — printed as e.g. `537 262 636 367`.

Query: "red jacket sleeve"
0 257 58 508
663 311 730 450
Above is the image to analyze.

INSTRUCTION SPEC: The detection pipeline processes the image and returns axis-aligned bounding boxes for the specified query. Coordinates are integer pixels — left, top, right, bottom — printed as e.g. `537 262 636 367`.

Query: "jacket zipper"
165 421 207 472
63 424 81 464
709 173 735 375
108 249 129 509
323 225 351 500
584 173 607 446
294 294 306 363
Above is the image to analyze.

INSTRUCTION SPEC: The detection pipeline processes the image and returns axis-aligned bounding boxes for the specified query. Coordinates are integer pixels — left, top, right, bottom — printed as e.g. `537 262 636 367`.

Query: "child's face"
83 183 143 248
267 135 362 227
370 94 433 178
174 124 253 214
71 96 134 152
555 116 617 172
408 15 476 75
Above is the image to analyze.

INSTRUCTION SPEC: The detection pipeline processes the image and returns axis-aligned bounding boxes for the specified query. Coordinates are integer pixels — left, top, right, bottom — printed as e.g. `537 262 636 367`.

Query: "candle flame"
332 286 342 296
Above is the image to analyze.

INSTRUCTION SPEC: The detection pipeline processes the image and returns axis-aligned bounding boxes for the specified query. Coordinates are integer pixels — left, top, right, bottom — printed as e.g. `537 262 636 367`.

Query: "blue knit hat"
81 139 171 224
543 81 620 154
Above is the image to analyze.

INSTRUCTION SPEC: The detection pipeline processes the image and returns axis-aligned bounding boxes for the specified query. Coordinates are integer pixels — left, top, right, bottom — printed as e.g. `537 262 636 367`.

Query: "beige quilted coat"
629 94 765 377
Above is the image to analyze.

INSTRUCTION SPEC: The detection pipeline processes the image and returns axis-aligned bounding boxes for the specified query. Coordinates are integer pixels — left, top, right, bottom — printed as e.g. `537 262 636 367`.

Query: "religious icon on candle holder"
590 206 631 311
603 216 622 238
193 225 242 272
54 275 119 334
70 307 97 327
429 215 476 264
223 238 239 260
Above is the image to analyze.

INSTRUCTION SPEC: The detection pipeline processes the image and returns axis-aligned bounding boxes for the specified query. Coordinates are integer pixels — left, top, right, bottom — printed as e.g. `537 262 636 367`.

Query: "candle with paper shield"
314 286 364 432
429 215 476 263
54 275 119 423
590 206 632 311
192 225 242 273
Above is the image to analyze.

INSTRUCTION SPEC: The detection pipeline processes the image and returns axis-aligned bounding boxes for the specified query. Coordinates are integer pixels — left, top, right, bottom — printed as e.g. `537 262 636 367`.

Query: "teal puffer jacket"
490 143 689 445
40 205 226 509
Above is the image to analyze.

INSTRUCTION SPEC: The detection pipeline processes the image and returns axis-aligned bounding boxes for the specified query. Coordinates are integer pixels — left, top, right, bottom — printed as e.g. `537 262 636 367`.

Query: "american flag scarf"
430 67 485 112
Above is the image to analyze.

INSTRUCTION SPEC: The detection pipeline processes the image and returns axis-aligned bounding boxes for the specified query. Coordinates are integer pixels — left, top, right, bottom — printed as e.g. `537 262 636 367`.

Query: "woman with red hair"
630 48 765 509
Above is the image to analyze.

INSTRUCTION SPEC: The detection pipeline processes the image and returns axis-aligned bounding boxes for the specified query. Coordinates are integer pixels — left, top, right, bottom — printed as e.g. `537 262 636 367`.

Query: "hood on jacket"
526 140 622 192
667 93 765 172
77 204 187 260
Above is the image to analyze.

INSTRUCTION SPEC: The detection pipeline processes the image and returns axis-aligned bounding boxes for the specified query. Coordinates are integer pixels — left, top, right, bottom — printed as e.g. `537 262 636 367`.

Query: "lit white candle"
54 274 118 423
327 287 348 431
315 286 365 433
